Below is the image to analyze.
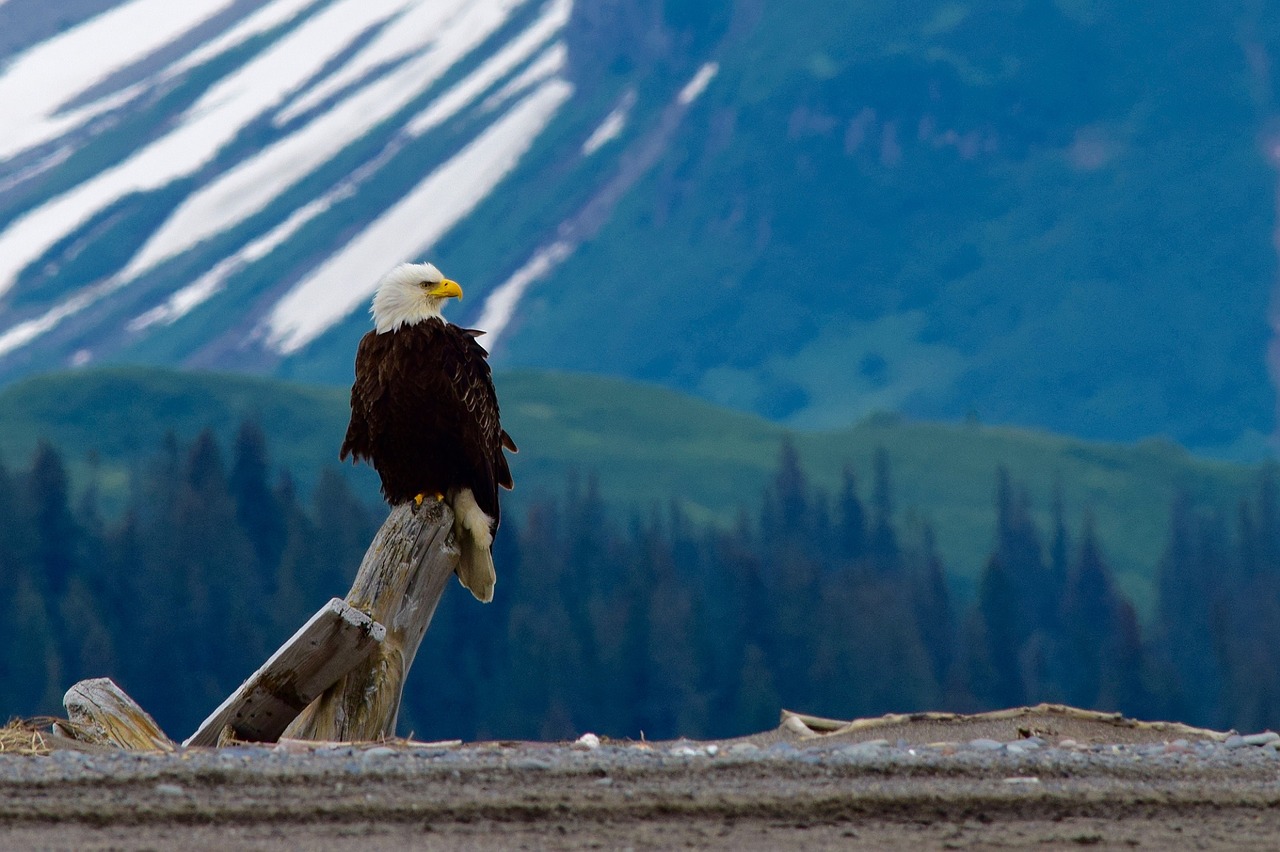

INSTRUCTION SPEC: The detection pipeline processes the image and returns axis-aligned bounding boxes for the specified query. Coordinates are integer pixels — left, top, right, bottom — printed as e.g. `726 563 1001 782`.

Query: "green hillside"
0 367 1255 611
492 0 1279 455
3 1 1276 459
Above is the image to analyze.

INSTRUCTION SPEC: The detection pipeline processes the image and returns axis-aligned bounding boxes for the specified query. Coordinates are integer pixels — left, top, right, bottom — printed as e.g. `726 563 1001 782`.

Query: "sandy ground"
3 741 1280 850
3 705 1276 850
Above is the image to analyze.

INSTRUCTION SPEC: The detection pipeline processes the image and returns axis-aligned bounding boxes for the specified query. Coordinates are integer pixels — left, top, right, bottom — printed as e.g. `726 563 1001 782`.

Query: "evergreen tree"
1048 477 1070 592
1154 492 1227 727
971 553 1024 708
2 575 62 715
26 441 78 597
1059 515 1143 711
17 425 1280 739
762 438 810 549
904 516 955 685
835 464 867 564
869 448 898 571
309 469 377 595
229 419 285 573
269 474 313 640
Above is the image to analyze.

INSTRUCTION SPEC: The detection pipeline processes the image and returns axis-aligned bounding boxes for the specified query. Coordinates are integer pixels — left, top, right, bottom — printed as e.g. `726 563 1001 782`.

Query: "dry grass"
0 718 59 756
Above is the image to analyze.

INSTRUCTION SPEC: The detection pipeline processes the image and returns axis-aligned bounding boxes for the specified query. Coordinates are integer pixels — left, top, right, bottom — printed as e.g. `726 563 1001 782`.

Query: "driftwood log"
53 498 459 749
61 678 176 751
184 599 386 746
282 498 458 741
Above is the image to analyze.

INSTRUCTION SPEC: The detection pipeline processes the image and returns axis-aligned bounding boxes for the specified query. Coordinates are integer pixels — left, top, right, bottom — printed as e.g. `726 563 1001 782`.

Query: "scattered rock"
782 715 814 736
154 783 185 796
969 739 1004 752
574 733 601 750
1242 732 1279 747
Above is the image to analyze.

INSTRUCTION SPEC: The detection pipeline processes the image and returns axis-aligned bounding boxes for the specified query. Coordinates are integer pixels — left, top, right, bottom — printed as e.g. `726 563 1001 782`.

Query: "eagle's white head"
371 261 463 333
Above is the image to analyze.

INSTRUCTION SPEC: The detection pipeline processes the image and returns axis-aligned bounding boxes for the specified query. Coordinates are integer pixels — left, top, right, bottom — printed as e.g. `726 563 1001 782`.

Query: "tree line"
0 425 1274 740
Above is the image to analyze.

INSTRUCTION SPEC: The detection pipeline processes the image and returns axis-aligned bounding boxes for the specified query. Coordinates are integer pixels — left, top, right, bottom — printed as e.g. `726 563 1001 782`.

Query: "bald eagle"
340 262 515 602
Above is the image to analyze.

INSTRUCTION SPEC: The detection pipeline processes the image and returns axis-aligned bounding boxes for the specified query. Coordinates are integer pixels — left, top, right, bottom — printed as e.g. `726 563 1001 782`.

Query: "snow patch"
678 61 719 105
581 90 635 156
0 0 416 300
273 0 476 125
0 284 112 359
265 78 574 354
169 0 322 78
480 42 567 113
122 0 530 281
475 240 573 344
405 0 569 137
0 146 73 195
128 192 344 332
0 0 238 162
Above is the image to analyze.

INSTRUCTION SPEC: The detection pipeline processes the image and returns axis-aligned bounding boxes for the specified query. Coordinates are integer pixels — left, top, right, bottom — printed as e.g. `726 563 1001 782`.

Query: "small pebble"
705 744 719 756
411 748 448 759
969 739 1004 752
574 733 601 750
1002 776 1040 785
782 716 814 736
361 747 397 762
728 743 758 755
1224 735 1248 750
1243 732 1280 747
154 783 185 796
834 742 885 759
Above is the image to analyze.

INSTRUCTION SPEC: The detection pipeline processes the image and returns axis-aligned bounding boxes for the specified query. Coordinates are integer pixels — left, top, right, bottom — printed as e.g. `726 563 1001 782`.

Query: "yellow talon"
414 493 425 506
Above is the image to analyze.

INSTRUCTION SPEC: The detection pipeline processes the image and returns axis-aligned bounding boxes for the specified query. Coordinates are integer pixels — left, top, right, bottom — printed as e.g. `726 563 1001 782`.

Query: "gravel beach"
5 723 1280 850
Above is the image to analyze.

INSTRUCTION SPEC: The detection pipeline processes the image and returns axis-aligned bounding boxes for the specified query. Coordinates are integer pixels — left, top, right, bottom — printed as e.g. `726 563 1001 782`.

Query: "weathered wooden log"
184 598 386 747
62 678 176 751
282 499 458 741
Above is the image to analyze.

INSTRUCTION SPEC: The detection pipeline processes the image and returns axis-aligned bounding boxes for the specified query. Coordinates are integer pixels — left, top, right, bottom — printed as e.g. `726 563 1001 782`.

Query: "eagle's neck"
372 286 446 334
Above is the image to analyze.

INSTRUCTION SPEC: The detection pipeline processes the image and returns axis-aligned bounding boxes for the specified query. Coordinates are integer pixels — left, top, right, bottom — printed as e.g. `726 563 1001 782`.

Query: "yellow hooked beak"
427 278 463 299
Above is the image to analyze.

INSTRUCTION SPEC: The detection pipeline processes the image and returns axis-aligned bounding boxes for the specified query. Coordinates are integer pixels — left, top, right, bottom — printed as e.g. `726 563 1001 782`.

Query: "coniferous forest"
0 423 1277 742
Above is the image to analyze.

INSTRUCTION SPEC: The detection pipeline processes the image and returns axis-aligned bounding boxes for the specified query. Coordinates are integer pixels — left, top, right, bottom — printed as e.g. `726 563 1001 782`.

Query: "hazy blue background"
2 0 1280 739
2 0 1277 455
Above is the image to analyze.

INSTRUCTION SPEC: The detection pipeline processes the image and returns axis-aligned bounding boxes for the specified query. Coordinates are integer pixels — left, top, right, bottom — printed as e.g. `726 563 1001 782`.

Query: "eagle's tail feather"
449 488 495 603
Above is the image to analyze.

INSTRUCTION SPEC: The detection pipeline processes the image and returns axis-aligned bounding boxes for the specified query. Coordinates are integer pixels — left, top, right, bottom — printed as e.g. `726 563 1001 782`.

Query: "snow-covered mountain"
0 0 648 365
2 0 1279 454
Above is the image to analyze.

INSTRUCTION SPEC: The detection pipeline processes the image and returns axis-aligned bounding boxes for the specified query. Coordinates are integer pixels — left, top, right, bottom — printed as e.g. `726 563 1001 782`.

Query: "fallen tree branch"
282 499 458 742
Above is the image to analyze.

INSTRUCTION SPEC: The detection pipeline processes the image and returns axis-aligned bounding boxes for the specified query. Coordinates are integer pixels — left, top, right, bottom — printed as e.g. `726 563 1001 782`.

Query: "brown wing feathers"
341 322 514 521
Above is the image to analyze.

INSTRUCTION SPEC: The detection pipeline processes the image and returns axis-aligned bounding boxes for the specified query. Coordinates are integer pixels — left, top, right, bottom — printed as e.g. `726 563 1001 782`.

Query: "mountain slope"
0 367 1253 613
0 0 1277 454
